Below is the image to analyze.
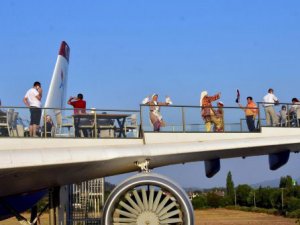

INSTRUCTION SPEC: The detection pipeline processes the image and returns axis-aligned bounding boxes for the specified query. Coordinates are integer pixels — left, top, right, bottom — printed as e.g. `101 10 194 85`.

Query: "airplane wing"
1 128 300 197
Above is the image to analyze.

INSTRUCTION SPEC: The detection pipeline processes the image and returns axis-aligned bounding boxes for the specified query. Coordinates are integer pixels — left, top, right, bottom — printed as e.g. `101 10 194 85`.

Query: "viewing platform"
0 102 299 140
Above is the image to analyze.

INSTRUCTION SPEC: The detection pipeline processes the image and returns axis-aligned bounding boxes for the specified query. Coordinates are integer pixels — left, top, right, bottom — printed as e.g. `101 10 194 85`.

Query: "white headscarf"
152 93 158 99
200 91 208 106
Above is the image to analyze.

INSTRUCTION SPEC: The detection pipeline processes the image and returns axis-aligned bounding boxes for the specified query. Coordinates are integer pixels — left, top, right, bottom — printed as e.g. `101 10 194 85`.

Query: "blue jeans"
246 115 255 132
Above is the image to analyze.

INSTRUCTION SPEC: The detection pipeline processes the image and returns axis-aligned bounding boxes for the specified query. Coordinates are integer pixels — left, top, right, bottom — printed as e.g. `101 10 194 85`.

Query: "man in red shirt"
68 93 88 137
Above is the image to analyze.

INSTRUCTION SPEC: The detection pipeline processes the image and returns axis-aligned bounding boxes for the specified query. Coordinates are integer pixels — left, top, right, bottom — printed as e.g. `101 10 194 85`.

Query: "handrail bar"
140 104 258 109
1 101 298 111
0 106 140 112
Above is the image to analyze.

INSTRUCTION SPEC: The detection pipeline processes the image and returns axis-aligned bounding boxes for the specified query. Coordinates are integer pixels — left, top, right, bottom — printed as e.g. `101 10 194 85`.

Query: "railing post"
140 105 145 144
94 110 97 138
286 104 290 127
240 118 243 132
44 109 47 138
182 107 186 132
257 103 261 131
140 105 143 132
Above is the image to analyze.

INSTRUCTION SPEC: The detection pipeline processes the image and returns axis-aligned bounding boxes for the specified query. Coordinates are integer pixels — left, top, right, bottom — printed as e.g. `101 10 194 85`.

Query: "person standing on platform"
289 98 300 127
278 105 287 127
68 93 87 137
215 101 225 132
143 94 172 132
200 91 221 132
263 88 279 126
238 96 258 132
23 81 43 137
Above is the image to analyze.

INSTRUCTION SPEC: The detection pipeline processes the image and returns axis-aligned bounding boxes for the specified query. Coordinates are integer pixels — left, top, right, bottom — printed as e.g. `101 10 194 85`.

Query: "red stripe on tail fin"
58 41 70 62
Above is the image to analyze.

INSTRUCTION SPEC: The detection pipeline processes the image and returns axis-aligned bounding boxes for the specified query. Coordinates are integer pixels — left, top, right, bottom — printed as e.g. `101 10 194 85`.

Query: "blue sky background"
0 1 299 188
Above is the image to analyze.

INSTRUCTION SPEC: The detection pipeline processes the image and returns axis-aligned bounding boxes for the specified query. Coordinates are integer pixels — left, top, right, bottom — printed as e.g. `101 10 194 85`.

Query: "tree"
226 171 235 205
236 184 252 206
192 194 208 209
279 175 293 189
220 196 233 207
206 192 222 208
270 188 282 209
286 197 300 212
256 186 276 209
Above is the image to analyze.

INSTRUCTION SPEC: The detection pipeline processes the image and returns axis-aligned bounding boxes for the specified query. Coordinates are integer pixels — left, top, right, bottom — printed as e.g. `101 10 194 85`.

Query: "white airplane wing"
1 128 300 197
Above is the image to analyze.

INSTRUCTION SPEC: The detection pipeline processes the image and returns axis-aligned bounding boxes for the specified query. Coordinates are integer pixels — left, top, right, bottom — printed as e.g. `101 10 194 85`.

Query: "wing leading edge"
0 133 300 197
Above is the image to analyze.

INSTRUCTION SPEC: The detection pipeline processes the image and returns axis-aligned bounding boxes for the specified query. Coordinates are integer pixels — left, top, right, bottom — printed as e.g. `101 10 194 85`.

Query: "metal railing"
257 102 300 127
1 102 299 138
0 106 140 138
140 104 257 133
140 102 300 133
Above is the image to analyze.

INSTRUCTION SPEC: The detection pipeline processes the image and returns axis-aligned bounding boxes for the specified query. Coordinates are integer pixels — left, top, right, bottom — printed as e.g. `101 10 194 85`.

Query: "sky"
0 0 299 188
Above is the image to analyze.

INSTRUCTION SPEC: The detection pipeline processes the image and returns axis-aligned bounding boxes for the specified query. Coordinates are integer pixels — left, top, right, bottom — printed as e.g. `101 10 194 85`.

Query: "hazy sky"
0 1 299 188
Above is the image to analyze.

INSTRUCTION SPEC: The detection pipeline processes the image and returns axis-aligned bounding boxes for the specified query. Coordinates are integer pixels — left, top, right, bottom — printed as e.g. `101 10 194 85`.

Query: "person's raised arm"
238 103 246 112
36 87 43 100
67 96 74 105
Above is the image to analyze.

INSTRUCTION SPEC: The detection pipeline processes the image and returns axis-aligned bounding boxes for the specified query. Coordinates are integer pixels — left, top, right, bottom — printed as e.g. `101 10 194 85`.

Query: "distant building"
188 192 200 200
213 189 225 197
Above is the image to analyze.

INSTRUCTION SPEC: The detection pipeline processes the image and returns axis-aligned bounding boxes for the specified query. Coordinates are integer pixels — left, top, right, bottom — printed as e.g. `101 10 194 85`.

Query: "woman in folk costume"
214 101 225 132
200 91 222 132
143 94 172 132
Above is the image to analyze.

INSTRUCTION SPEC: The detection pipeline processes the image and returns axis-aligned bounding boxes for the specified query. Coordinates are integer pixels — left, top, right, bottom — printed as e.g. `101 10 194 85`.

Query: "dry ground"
196 208 298 225
0 208 298 225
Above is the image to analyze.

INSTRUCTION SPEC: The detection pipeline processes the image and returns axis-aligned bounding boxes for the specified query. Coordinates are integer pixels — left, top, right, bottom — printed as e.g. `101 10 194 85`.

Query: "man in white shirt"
23 81 43 137
263 88 279 126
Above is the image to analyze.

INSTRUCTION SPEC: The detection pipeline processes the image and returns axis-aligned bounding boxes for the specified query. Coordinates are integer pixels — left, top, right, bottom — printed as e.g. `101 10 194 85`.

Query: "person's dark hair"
247 96 253 101
77 93 83 99
268 88 273 93
282 105 286 110
33 81 41 87
292 97 299 102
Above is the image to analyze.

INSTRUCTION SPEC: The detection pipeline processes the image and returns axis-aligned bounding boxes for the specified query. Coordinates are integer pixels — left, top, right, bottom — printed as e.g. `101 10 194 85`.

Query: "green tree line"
192 172 300 218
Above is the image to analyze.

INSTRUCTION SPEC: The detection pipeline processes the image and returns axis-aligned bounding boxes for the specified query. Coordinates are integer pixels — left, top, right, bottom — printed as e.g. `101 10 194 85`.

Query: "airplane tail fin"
43 41 70 126
44 41 70 110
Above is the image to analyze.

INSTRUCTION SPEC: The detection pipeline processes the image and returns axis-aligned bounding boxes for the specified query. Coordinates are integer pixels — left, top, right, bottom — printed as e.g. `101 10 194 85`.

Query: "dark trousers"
30 107 42 125
246 115 255 132
74 117 88 137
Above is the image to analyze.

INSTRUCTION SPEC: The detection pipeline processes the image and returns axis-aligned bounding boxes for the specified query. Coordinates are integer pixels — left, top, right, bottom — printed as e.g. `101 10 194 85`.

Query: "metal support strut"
0 198 48 225
49 187 60 225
